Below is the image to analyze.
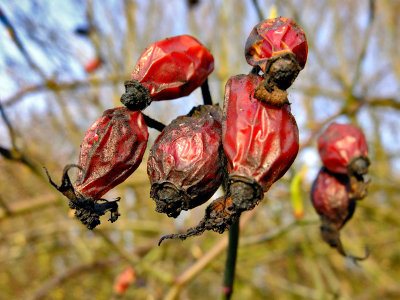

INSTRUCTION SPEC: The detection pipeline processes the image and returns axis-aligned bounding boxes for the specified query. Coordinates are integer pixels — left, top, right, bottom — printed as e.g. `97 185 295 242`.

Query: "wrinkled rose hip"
147 105 225 218
46 107 149 229
318 123 369 176
311 167 368 261
245 17 308 72
222 73 299 211
245 18 308 106
121 35 214 110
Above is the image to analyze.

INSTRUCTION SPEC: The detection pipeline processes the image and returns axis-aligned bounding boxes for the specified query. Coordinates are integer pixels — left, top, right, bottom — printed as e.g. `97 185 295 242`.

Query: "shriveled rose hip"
318 123 369 176
222 73 299 211
121 35 214 110
245 17 308 73
45 107 149 229
311 167 368 260
245 18 308 106
147 105 225 218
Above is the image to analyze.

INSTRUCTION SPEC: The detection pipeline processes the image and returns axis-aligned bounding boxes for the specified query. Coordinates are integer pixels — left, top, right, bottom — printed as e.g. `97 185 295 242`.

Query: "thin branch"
163 210 255 300
3 75 127 107
201 79 213 105
251 0 264 21
222 218 240 300
0 7 46 79
29 257 119 300
300 108 345 150
350 0 376 92
142 113 166 132
0 102 17 148
94 229 173 284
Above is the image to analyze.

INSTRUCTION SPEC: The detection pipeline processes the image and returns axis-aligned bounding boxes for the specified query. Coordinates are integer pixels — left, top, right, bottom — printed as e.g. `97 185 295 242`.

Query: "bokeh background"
0 0 399 299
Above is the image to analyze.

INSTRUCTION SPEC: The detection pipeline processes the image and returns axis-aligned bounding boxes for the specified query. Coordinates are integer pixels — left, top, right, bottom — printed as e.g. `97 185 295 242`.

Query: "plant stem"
142 113 166 132
201 78 213 105
222 217 240 300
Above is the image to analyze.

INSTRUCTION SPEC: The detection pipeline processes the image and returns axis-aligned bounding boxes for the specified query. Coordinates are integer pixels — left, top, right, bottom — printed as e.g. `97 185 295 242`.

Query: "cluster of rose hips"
311 123 370 260
45 18 309 244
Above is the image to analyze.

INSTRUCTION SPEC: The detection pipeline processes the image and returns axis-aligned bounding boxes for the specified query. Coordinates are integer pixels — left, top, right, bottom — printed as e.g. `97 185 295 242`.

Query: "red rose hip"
147 105 225 218
121 35 214 110
45 107 149 229
318 123 369 176
245 17 308 72
311 167 368 260
222 73 299 211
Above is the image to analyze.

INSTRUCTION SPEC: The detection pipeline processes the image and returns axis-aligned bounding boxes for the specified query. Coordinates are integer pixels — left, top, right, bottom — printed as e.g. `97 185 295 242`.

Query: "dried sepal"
158 196 240 245
44 165 120 230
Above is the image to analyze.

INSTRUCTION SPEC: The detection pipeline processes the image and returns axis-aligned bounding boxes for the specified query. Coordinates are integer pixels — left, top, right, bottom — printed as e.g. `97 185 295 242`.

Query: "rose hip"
245 18 308 106
245 17 308 72
121 35 214 110
45 107 149 229
318 123 369 176
311 167 368 261
222 73 299 211
147 105 225 218
318 122 370 200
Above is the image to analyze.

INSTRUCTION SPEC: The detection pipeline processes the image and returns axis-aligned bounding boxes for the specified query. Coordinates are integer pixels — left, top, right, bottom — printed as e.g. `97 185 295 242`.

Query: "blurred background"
0 0 399 299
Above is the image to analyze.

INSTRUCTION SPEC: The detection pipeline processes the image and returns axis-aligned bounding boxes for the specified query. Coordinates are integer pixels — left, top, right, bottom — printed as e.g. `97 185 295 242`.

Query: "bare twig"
251 0 264 21
29 257 119 300
163 211 255 300
350 0 376 92
3 75 127 107
0 7 47 78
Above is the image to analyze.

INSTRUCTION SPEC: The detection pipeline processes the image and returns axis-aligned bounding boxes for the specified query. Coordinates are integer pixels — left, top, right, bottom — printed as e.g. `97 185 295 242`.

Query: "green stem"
222 217 240 300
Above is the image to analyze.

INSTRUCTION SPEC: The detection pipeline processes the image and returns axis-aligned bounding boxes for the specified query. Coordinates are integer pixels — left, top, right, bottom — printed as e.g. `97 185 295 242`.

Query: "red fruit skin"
317 123 368 175
311 167 355 230
222 74 299 192
131 35 214 101
147 105 224 217
245 17 308 72
75 107 148 199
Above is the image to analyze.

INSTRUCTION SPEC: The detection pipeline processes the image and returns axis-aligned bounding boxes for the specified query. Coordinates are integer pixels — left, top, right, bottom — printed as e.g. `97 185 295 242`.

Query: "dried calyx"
245 17 308 106
158 195 240 245
120 80 152 111
45 165 120 230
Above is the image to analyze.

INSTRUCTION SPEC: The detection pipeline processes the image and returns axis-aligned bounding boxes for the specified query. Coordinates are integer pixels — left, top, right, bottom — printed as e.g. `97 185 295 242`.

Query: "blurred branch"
3 75 127 107
300 108 345 150
241 218 318 246
0 7 46 78
0 103 44 178
350 0 376 92
29 257 120 300
0 194 59 221
94 229 173 284
163 211 255 300
251 0 264 21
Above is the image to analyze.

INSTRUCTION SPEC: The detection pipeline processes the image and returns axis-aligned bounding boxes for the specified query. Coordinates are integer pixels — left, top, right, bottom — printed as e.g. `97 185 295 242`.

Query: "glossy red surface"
222 73 299 192
311 167 355 230
245 17 308 72
75 107 148 199
318 123 368 174
131 35 214 101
